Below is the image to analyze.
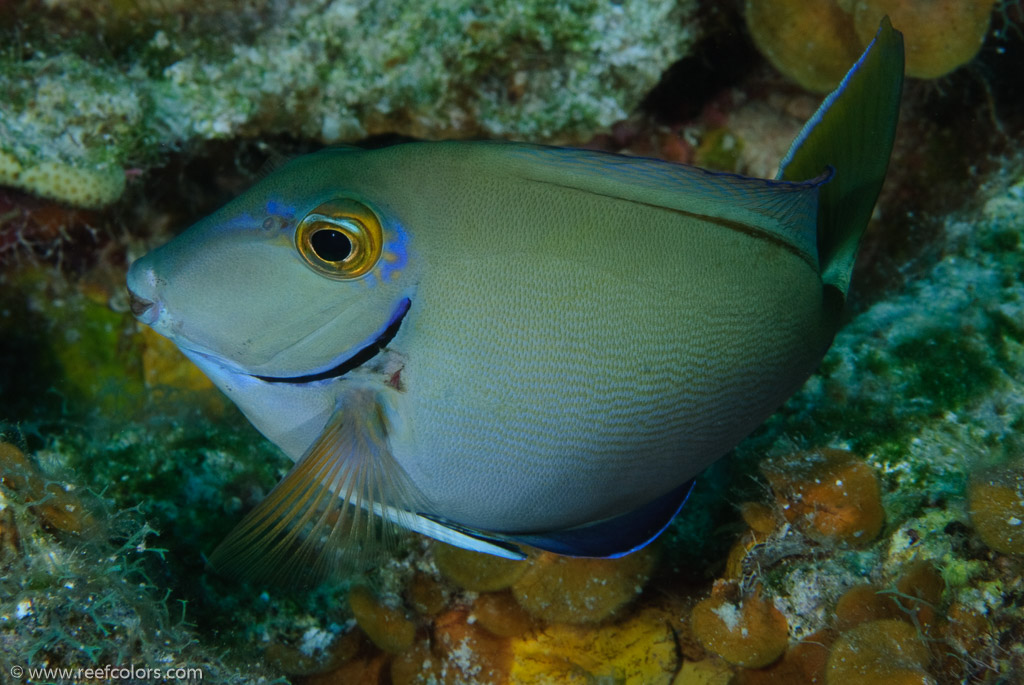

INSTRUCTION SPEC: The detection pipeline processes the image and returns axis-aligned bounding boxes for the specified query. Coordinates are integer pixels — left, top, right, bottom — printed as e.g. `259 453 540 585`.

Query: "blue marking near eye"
265 200 297 219
218 212 258 231
379 220 409 281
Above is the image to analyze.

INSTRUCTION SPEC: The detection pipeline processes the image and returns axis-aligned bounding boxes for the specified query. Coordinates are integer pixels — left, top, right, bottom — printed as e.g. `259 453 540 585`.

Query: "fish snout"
127 288 158 323
125 259 163 326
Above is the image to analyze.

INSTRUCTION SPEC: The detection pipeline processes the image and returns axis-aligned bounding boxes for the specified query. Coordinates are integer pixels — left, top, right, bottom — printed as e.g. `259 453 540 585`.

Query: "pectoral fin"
210 386 424 586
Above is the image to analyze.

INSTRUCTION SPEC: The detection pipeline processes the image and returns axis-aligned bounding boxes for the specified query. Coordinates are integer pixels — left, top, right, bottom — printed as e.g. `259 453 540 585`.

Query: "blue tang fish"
126 21 903 582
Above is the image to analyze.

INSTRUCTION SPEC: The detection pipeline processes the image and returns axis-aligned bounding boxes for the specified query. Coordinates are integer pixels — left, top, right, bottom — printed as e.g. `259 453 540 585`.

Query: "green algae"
889 328 998 412
0 437 285 683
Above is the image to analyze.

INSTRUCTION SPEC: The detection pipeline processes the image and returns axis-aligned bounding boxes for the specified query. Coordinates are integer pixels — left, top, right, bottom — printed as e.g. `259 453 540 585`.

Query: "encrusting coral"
347 585 416 655
968 457 1024 556
851 0 997 79
510 546 657 624
690 581 790 669
433 539 528 592
761 448 885 547
0 0 700 207
0 441 97 537
744 0 863 93
0 439 280 682
825 619 936 685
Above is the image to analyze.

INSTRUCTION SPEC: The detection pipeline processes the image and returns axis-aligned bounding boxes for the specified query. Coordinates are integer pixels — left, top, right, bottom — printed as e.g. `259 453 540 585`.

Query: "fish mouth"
254 298 411 384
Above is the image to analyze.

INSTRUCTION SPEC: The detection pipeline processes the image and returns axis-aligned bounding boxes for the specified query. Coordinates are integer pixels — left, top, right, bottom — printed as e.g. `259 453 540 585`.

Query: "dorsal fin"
778 17 904 298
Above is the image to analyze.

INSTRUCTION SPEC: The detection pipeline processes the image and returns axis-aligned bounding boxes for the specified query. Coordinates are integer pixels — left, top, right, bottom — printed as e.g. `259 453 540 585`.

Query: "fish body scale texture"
383 156 829 531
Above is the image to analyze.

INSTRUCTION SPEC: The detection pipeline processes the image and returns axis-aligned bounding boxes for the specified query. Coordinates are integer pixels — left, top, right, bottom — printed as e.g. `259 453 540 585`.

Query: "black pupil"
311 229 352 262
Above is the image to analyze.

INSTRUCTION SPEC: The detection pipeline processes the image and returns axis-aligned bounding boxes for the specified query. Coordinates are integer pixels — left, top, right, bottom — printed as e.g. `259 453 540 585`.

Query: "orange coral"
833 584 900 632
433 540 527 592
825 619 936 684
746 0 998 89
511 546 656 624
741 501 781 536
745 0 864 93
432 607 512 684
691 582 790 669
852 0 997 78
724 530 760 581
0 441 97 536
348 585 416 655
733 629 837 684
942 602 993 661
833 561 944 637
762 448 884 546
406 571 447 617
968 459 1024 555
299 630 389 685
893 560 944 636
473 591 534 638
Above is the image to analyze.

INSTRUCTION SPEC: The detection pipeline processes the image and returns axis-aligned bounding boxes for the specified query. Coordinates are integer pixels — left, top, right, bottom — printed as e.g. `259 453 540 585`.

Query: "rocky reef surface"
0 0 698 208
1 1 1023 684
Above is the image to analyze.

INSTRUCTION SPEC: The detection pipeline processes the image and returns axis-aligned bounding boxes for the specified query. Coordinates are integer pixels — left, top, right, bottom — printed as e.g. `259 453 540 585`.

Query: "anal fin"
418 478 695 560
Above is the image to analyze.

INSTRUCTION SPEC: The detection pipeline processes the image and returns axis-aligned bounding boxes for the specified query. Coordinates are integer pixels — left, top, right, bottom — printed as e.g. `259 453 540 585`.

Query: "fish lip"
253 297 411 384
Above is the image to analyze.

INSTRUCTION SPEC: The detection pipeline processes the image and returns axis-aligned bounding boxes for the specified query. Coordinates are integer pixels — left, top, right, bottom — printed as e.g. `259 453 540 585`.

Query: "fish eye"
295 199 383 280
310 229 352 262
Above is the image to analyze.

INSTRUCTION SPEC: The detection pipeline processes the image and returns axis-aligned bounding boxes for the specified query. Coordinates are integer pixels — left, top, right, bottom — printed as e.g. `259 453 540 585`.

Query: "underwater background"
1 0 1023 683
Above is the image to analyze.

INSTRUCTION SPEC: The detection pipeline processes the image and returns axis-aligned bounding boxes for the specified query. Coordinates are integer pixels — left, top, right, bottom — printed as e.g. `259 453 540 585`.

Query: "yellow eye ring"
295 199 383 280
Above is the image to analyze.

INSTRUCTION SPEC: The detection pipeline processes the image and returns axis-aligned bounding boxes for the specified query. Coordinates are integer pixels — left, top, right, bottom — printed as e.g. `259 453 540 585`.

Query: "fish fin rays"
209 387 424 587
779 17 904 299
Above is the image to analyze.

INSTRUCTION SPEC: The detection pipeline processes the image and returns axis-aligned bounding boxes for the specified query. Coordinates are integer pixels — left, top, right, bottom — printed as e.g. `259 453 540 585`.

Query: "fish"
126 20 904 583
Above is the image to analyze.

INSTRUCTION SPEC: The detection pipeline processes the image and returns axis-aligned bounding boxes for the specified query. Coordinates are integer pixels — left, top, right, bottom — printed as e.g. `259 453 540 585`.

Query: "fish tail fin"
778 16 904 299
209 387 424 587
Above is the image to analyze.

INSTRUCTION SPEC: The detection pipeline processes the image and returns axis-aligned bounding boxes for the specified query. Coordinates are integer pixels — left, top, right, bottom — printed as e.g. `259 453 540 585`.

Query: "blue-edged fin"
506 478 695 558
209 387 424 586
778 17 904 298
419 478 695 560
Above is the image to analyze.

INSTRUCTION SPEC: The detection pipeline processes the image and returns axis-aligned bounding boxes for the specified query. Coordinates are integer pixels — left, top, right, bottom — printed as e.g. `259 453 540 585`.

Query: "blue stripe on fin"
505 478 695 558
419 479 695 559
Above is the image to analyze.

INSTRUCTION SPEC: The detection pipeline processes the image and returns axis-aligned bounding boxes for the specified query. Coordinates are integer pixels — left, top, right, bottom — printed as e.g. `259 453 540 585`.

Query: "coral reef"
715 167 1024 682
0 441 279 682
0 0 699 207
1 1 1023 683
